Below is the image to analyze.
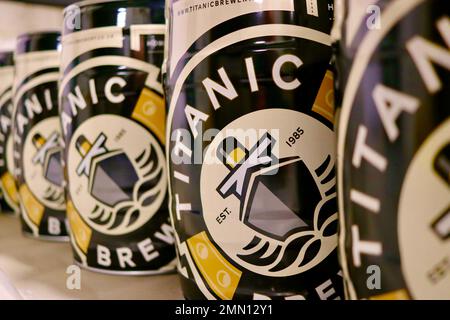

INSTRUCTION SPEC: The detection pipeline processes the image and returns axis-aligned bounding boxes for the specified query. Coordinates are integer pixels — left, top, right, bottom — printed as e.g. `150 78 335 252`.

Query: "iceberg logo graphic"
31 131 64 206
32 132 64 187
69 115 167 236
216 133 315 241
76 133 139 208
200 109 338 277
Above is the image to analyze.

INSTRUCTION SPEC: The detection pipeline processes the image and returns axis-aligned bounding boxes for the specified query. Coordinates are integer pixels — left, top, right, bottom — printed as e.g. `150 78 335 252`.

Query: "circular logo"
0 91 15 177
336 0 450 300
67 114 167 236
0 89 19 212
399 119 450 299
22 117 65 211
201 109 337 276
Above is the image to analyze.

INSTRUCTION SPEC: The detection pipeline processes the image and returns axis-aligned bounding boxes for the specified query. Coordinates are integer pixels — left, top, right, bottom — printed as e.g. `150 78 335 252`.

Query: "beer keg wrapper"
12 31 69 241
336 0 450 300
60 0 175 275
88 150 139 207
0 51 19 214
166 0 342 300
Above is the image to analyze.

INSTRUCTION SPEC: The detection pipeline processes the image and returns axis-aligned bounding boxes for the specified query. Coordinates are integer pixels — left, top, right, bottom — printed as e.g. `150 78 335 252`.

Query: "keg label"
169 0 296 76
13 51 67 237
337 0 450 299
399 121 450 298
14 51 61 92
167 13 342 298
67 114 167 236
201 109 337 277
60 26 175 272
61 26 125 71
0 66 19 213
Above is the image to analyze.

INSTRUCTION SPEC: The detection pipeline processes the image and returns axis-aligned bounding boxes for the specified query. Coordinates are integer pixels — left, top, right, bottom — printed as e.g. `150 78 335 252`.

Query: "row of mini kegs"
0 0 447 300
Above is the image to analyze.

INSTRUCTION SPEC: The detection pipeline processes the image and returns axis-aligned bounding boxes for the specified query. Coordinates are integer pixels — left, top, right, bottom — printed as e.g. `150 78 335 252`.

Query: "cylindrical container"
60 0 176 274
0 52 19 214
334 0 450 299
165 1 343 299
13 32 69 241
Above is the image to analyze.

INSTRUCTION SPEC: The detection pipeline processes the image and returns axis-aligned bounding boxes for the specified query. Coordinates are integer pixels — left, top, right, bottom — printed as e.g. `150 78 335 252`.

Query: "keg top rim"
64 0 160 14
16 31 61 55
0 51 13 57
0 51 14 67
17 30 61 40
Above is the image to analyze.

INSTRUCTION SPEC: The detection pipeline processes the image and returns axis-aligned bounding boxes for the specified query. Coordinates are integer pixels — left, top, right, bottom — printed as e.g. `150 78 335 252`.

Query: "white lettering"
352 225 382 267
24 94 42 119
407 17 450 93
272 54 302 91
105 77 126 104
154 223 175 245
137 238 159 262
117 247 136 268
245 57 259 92
175 194 191 221
350 189 380 213
373 84 420 142
202 67 238 110
352 126 387 172
68 85 87 116
97 245 111 267
185 105 209 139
48 217 61 235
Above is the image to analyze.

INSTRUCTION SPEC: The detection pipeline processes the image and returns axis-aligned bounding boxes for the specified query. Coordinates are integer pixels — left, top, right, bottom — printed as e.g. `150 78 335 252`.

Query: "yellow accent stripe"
19 184 44 227
227 148 246 168
1 172 19 204
37 137 46 147
66 200 92 254
81 141 91 154
312 70 335 123
132 87 166 145
187 232 242 300
370 289 410 300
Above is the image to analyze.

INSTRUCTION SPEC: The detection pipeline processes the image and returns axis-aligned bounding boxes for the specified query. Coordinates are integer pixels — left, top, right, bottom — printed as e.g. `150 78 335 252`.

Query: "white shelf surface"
0 214 183 300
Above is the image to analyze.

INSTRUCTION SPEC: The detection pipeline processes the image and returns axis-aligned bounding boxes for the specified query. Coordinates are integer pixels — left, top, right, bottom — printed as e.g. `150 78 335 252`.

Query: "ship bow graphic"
215 133 337 272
